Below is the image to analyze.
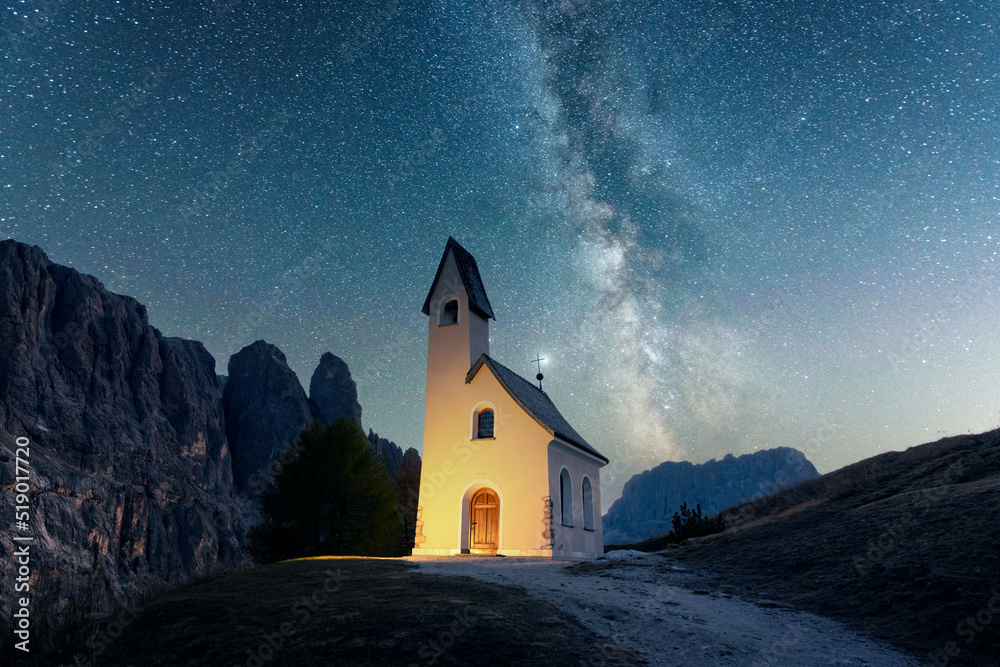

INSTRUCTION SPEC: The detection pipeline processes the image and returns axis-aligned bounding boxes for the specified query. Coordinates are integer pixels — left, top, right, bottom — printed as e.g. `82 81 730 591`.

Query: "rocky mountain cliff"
310 352 363 430
222 344 411 498
602 447 820 544
367 429 405 477
0 239 418 646
0 240 246 640
223 340 315 495
307 351 405 478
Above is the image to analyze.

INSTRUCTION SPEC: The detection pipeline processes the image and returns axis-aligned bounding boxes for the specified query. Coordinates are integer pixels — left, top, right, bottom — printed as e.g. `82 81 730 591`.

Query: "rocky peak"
367 428 404 478
222 340 314 495
602 447 820 545
309 351 363 431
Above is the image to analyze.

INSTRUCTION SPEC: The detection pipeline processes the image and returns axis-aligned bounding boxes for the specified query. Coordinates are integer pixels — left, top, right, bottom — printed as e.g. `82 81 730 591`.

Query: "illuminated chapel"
411 237 608 560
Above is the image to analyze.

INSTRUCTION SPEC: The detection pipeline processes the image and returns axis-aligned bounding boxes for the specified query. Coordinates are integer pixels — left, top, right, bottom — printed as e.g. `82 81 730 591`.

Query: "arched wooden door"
470 489 499 550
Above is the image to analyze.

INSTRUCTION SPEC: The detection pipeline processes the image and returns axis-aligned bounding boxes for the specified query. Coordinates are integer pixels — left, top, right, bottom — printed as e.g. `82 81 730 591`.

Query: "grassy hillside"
27 558 636 667
640 428 1000 666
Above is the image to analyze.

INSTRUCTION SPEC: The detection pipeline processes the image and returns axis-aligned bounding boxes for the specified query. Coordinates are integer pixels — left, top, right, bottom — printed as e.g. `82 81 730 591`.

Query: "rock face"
222 341 314 495
602 447 820 545
308 352 363 431
0 239 421 647
307 352 409 478
367 429 405 478
0 240 246 641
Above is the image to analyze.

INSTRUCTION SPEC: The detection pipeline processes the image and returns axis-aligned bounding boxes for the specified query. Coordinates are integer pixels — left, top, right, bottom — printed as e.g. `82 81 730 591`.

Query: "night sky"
3 0 998 509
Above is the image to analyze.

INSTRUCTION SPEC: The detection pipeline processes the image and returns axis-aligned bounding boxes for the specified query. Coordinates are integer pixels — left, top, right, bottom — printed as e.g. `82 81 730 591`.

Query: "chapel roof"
466 354 609 465
421 237 495 320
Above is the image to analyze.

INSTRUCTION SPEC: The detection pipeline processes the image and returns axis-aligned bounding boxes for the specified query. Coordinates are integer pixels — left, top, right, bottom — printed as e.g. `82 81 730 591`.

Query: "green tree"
245 418 402 564
393 448 422 556
670 501 726 542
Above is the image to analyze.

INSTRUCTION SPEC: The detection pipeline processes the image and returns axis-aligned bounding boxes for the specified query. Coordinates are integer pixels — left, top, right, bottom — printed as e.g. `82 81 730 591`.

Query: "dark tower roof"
421 237 496 320
466 354 609 464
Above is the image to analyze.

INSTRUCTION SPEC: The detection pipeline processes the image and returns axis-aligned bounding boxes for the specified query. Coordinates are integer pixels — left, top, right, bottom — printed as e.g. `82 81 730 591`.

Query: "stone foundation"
410 547 600 560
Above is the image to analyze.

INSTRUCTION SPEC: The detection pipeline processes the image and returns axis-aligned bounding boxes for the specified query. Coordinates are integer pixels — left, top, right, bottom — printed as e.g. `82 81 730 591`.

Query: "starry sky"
3 0 998 510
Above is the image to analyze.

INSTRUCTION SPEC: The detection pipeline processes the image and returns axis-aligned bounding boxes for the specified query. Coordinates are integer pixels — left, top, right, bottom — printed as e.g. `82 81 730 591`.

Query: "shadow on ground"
30 557 637 667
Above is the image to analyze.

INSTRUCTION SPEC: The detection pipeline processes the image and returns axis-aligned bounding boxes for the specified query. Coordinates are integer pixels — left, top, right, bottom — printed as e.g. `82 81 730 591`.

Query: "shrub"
670 501 726 542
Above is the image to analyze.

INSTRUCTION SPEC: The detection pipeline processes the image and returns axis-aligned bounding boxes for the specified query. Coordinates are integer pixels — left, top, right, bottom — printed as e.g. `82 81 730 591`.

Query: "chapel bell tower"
421 237 495 388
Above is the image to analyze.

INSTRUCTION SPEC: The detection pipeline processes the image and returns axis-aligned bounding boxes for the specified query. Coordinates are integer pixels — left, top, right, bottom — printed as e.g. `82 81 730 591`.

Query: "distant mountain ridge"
665 429 1000 666
603 447 820 544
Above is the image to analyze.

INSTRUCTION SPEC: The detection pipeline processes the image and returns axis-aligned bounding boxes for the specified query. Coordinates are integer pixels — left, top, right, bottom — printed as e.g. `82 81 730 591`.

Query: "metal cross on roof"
532 353 546 390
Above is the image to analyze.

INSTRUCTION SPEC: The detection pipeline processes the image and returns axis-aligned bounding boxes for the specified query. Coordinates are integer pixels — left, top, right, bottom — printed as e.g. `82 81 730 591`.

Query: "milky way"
3 0 998 508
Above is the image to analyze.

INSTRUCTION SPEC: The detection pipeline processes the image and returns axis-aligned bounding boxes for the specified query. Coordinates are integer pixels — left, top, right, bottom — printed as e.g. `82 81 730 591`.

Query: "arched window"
582 477 595 531
477 408 494 439
439 298 458 325
560 468 573 526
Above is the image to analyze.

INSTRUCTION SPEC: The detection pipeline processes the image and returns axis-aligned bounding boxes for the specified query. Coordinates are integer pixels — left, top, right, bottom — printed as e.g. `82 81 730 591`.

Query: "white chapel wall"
547 440 604 559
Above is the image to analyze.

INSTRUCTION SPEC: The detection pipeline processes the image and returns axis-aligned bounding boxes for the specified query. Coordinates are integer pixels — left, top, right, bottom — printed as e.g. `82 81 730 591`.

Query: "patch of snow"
597 549 650 561
407 555 920 667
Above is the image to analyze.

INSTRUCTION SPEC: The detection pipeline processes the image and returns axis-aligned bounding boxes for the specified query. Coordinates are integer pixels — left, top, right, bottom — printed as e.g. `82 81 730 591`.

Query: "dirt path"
408 552 921 667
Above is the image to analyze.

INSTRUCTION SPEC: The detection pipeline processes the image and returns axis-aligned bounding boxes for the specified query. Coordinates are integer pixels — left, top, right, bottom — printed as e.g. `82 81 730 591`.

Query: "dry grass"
632 428 1000 667
28 557 637 667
